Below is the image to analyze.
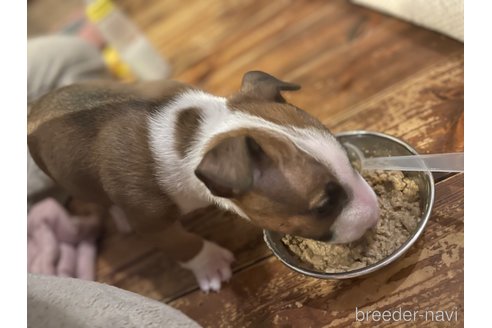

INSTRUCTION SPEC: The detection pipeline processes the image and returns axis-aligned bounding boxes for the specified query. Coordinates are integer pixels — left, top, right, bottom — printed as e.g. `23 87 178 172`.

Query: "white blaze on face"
290 128 380 243
330 173 379 243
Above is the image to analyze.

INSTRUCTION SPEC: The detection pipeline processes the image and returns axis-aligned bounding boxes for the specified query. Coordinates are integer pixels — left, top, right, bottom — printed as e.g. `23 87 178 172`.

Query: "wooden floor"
29 0 464 327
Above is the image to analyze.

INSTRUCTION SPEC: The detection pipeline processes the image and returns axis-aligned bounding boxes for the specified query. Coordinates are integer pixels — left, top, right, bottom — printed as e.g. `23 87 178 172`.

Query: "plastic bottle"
85 0 171 81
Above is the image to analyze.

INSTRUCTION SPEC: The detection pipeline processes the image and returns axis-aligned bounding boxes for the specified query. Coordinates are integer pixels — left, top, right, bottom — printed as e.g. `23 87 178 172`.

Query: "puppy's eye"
314 198 334 216
313 182 347 218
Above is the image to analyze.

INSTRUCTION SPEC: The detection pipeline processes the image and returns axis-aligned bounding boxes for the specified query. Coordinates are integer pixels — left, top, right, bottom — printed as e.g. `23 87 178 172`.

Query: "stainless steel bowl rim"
263 130 435 279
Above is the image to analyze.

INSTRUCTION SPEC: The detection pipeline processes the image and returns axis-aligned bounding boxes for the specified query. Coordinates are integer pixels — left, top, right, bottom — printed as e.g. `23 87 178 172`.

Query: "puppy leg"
138 220 234 293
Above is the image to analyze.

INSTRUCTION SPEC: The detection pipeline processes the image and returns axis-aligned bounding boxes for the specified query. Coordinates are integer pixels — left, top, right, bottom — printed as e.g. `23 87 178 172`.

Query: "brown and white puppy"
27 71 379 292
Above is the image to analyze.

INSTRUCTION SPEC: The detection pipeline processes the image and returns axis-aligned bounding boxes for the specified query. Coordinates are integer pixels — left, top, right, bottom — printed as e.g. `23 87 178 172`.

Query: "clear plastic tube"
362 153 464 172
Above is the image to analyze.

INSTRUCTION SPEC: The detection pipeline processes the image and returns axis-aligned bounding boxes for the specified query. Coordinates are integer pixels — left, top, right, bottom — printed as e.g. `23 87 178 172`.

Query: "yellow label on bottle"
102 47 135 82
86 0 115 23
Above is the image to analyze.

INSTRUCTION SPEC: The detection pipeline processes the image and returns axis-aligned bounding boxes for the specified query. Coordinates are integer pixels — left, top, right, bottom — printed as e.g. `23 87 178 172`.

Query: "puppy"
27 71 379 292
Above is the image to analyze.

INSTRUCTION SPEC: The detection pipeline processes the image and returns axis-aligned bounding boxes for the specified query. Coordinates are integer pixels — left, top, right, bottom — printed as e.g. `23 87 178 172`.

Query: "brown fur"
227 95 326 130
174 107 202 158
28 80 192 135
28 80 203 262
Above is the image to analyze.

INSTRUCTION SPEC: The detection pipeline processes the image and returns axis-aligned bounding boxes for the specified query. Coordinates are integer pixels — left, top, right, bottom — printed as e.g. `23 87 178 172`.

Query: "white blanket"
352 0 464 42
28 274 202 328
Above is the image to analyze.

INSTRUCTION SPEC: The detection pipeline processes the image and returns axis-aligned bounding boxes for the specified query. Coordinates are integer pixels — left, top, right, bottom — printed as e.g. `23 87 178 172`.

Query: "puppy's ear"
240 71 301 102
195 136 258 198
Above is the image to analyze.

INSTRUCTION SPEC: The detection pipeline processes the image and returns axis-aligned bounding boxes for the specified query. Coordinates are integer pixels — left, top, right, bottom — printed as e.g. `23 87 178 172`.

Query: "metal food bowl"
263 131 435 279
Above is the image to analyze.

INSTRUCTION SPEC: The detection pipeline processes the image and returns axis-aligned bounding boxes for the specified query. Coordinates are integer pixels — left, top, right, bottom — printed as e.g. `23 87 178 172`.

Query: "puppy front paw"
180 240 235 293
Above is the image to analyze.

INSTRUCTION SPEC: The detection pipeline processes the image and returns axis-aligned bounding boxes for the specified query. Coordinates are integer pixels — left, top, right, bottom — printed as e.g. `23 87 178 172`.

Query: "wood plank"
119 0 462 116
169 174 464 328
329 53 464 154
172 1 462 115
118 0 344 78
